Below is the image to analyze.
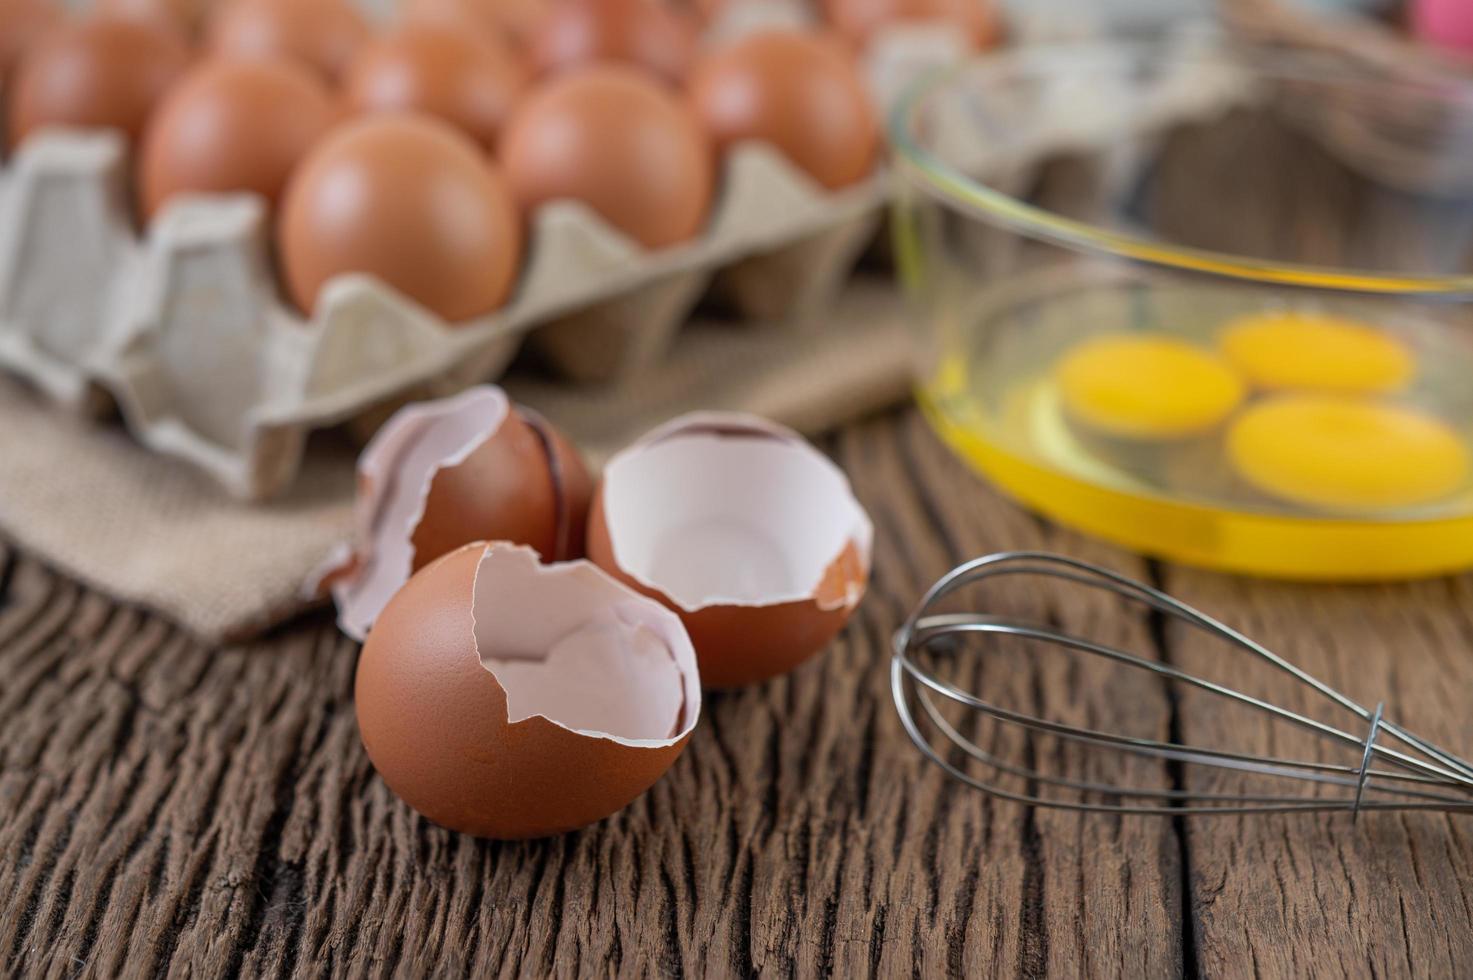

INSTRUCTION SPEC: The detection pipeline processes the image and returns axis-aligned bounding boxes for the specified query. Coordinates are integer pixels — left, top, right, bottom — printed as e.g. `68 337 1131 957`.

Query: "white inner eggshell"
602 431 868 610
329 386 511 641
472 545 698 745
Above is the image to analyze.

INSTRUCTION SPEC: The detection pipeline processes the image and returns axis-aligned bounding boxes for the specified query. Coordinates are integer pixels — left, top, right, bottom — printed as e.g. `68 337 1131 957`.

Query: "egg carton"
0 126 888 499
0 7 996 501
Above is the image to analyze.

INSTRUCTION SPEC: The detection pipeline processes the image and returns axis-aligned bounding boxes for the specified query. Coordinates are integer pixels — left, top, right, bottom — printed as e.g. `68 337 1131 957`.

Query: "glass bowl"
890 32 1473 580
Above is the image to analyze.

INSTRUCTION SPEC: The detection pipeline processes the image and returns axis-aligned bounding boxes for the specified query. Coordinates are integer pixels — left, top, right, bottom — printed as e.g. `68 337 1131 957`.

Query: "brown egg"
529 0 698 84
404 0 552 45
206 0 368 81
821 0 1001 48
139 58 337 219
587 413 873 688
97 0 215 34
0 0 62 81
8 16 191 150
409 400 591 575
687 29 878 191
316 386 592 639
278 113 522 321
344 24 528 152
356 542 702 839
501 64 712 249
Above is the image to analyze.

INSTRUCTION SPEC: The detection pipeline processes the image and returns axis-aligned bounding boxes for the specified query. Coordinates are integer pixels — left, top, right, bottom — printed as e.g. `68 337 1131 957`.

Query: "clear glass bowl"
890 32 1473 580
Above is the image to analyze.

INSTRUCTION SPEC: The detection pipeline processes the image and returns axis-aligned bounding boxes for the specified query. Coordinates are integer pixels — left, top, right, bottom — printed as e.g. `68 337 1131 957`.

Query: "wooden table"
1 409 1471 977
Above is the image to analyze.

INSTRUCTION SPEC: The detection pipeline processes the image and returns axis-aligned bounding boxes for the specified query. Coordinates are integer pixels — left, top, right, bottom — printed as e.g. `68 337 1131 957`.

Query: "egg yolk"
1055 334 1245 440
1218 311 1414 394
1227 395 1469 510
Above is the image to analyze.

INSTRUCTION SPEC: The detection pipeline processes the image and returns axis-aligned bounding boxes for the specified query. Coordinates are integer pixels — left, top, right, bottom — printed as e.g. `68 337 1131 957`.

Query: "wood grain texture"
0 414 1188 978
1160 569 1473 979
3 412 1470 977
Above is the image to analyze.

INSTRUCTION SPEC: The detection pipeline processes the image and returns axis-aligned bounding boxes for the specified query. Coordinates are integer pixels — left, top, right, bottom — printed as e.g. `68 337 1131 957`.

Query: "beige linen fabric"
0 281 912 642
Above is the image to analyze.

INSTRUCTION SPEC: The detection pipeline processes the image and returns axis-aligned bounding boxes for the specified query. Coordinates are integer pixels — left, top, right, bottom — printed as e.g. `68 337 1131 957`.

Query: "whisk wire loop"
892 552 1473 817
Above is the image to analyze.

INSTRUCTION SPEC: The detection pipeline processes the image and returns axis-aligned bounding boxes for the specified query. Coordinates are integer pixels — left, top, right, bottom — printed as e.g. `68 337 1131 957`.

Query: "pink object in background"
1412 0 1473 53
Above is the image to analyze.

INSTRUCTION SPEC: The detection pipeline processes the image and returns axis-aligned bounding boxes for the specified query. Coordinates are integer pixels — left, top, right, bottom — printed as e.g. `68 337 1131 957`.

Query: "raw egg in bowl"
892 38 1473 579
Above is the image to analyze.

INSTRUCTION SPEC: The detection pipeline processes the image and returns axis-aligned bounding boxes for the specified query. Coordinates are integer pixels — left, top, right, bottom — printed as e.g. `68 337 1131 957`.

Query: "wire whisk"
892 552 1473 817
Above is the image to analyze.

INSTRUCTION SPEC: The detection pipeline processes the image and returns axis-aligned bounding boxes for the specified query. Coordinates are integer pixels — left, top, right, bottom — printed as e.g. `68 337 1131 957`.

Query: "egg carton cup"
0 126 887 500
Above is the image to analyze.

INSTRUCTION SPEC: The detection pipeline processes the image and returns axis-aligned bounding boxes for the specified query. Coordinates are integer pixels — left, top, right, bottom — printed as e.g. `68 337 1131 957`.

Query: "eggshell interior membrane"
600 413 873 611
355 541 701 838
473 545 693 744
320 387 512 640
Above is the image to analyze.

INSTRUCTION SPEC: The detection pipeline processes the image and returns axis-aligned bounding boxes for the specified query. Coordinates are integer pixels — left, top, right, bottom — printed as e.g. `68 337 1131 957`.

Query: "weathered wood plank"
1159 569 1473 979
0 414 1185 977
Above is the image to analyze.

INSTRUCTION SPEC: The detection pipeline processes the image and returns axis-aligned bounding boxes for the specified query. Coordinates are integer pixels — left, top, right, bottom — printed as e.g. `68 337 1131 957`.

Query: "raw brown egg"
687 29 878 191
500 64 713 248
821 0 1001 48
139 58 337 219
8 15 192 150
587 413 873 687
0 0 61 81
316 385 592 640
206 0 368 81
529 0 699 84
97 0 215 34
278 113 523 322
355 541 702 839
404 0 552 45
344 23 528 152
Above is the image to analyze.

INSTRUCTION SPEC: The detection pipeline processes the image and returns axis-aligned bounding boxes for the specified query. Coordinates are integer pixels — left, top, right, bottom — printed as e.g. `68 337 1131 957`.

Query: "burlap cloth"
0 279 911 643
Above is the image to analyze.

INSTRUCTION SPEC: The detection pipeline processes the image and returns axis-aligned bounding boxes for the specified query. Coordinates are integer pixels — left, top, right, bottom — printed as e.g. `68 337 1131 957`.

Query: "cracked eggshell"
355 542 702 839
315 385 592 641
587 412 872 688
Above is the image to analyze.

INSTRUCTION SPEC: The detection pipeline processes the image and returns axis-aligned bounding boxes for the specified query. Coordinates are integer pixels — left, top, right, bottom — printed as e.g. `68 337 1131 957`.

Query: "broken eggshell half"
312 385 592 640
356 542 701 839
587 412 873 688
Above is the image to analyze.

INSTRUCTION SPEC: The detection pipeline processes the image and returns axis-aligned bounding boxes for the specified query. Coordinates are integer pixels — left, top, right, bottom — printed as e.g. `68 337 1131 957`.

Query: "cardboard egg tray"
0 126 888 500
0 0 999 502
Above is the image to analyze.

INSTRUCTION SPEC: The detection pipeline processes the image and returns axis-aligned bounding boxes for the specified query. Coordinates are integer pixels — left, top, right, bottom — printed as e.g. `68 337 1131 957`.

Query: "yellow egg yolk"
1227 395 1468 510
1219 311 1414 394
1055 334 1245 440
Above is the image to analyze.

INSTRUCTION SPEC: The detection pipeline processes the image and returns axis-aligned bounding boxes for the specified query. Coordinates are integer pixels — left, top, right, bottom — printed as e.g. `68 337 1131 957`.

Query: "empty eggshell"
587 412 873 687
314 385 592 640
356 541 702 839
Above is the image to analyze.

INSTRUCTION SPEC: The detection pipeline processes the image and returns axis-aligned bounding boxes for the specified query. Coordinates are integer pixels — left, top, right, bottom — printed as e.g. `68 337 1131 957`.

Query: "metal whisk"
892 552 1473 817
